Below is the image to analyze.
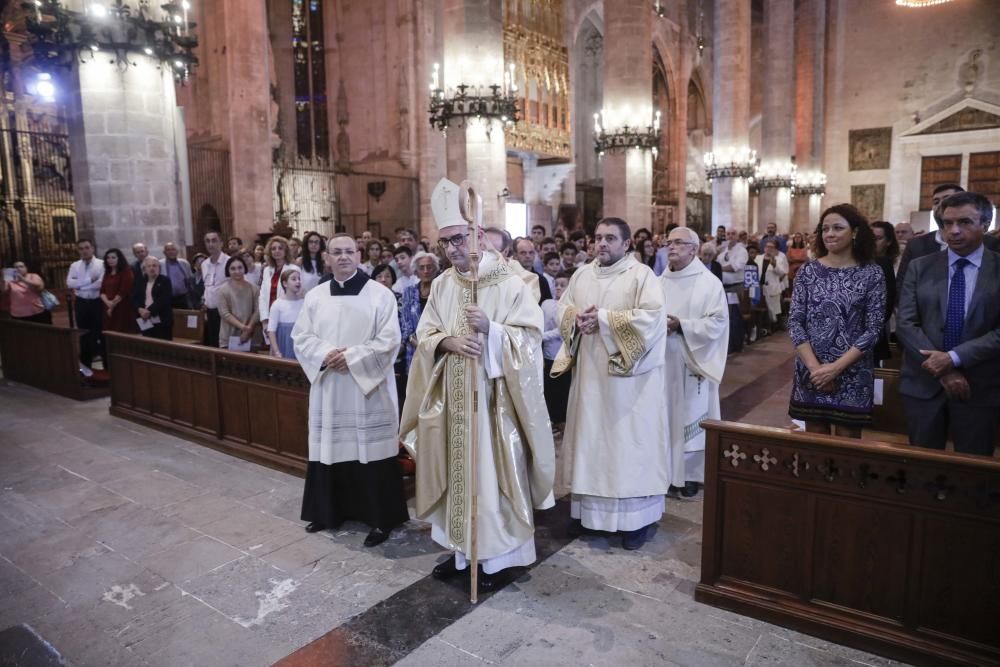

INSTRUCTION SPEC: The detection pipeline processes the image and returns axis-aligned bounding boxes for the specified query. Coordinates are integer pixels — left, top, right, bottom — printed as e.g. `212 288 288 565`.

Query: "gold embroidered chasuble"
556 253 671 498
399 251 555 559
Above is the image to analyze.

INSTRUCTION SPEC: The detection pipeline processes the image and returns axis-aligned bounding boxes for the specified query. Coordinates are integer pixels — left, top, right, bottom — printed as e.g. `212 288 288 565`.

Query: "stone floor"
0 332 906 666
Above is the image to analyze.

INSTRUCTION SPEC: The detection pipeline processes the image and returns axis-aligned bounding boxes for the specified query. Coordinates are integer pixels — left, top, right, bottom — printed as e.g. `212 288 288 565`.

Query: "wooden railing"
697 420 1000 667
104 332 309 476
0 318 109 400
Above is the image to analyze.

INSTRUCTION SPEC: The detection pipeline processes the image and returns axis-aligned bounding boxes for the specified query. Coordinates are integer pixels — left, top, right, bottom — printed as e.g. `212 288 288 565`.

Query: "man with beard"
556 217 668 550
401 178 555 592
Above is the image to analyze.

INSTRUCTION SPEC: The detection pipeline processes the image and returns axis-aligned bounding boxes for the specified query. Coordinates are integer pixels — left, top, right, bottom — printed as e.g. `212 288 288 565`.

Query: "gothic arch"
195 204 222 247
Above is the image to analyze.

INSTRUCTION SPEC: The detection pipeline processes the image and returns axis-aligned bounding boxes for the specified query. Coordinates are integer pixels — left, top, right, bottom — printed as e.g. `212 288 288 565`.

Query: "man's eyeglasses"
438 233 468 248
663 240 697 248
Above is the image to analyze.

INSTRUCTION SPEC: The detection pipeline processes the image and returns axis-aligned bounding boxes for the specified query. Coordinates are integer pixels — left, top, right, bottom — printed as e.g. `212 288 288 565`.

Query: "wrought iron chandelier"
21 0 199 81
593 109 661 156
793 171 827 197
704 147 758 181
427 63 519 133
752 159 797 191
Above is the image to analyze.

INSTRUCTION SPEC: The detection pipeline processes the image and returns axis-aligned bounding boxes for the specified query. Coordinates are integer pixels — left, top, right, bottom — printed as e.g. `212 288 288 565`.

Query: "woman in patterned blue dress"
788 204 886 438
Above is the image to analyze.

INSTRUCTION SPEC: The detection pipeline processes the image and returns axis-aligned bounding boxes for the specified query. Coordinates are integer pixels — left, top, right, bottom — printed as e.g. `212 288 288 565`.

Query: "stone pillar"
221 0 276 241
793 0 826 233
602 0 653 231
67 57 185 253
711 0 752 233
758 0 795 235
441 0 508 228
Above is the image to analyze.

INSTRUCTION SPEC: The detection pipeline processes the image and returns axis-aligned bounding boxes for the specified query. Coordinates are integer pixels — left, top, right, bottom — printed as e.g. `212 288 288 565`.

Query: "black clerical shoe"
621 525 650 551
304 522 326 533
363 527 391 547
477 568 500 593
432 555 460 580
680 482 700 498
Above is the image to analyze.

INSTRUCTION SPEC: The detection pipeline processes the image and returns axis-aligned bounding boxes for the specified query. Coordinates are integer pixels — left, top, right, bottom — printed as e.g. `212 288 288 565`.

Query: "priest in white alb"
660 226 729 497
400 178 555 592
293 234 410 548
556 217 668 551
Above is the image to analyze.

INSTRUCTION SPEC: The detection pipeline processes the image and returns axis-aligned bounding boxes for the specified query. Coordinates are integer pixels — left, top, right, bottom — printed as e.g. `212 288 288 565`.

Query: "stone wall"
823 0 1000 221
67 57 185 254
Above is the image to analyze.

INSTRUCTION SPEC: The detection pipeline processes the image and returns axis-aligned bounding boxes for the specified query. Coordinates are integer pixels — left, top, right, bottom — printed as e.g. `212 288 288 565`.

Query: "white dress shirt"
65 258 104 300
201 252 230 309
945 244 984 367
720 242 748 286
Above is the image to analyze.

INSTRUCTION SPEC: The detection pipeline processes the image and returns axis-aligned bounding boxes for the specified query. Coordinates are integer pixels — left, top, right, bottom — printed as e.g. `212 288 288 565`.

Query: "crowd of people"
5 177 997 589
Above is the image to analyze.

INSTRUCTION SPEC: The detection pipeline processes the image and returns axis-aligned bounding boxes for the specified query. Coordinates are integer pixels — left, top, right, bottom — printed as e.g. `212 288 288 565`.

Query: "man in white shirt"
200 231 229 347
718 228 749 353
65 238 105 368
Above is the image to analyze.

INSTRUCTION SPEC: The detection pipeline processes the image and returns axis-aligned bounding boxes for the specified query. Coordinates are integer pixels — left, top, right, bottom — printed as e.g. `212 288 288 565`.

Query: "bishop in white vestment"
401 179 555 590
293 235 409 547
556 218 668 550
660 227 729 494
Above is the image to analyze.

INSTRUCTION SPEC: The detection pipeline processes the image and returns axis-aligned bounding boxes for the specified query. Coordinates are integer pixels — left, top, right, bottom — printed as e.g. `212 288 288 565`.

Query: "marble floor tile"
141 535 245 584
158 492 253 529
100 470 208 510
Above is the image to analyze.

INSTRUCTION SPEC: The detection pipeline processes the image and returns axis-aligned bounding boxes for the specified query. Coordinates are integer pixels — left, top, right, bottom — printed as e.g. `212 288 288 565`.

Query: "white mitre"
430 177 466 231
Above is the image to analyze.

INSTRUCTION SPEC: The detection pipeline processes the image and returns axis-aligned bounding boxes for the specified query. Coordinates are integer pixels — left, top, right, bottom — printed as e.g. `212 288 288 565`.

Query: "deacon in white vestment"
660 227 729 496
401 179 555 590
293 235 409 548
556 217 668 551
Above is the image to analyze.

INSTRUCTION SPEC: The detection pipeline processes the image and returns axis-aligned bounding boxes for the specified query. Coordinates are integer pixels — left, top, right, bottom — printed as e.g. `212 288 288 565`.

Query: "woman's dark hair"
639 238 656 267
301 231 326 274
790 233 805 249
103 248 129 274
225 255 248 277
870 220 900 261
371 263 397 285
814 204 876 264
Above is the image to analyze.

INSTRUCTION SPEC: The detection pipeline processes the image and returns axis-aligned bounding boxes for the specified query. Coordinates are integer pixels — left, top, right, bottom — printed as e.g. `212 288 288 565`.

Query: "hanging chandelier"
427 62 519 133
593 109 661 157
21 0 199 81
895 0 953 7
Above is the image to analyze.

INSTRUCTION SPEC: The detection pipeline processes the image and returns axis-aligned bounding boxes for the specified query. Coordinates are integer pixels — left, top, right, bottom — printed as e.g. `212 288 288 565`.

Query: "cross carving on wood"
723 443 747 467
753 448 777 471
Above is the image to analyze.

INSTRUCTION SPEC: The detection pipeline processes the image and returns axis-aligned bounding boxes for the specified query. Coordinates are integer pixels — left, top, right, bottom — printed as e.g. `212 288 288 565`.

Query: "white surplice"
557 254 669 531
292 273 401 465
660 259 729 485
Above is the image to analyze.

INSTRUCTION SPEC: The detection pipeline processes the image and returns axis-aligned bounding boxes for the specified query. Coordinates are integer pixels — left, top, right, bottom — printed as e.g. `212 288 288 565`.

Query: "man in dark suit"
514 237 552 303
896 183 1000 288
896 192 1000 456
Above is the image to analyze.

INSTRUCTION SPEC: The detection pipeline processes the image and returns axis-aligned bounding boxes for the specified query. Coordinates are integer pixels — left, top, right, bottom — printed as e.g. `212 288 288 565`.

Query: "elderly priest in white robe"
293 234 410 548
660 226 729 498
401 178 555 592
557 217 668 551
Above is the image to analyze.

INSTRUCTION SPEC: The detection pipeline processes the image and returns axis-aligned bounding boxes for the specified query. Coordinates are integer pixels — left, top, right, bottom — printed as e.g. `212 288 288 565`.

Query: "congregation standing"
9 179 995 595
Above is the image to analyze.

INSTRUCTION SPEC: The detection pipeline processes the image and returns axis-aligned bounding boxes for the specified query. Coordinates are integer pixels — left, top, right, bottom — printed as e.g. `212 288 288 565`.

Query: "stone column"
710 0 752 233
602 0 653 231
221 0 275 241
441 0 508 228
67 57 185 253
758 0 795 235
793 0 826 232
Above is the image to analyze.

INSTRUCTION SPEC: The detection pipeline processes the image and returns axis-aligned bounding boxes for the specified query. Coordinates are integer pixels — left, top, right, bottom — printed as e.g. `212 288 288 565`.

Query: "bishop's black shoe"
477 568 500 593
304 522 326 533
432 555 461 580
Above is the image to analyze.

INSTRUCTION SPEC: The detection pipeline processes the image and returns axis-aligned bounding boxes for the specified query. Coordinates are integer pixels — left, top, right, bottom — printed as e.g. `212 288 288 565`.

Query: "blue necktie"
943 258 969 351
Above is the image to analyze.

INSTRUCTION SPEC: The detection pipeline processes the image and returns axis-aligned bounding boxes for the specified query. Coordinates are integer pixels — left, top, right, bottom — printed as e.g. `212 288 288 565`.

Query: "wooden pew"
871 367 907 436
172 308 205 343
696 420 1000 667
104 332 308 476
0 318 109 400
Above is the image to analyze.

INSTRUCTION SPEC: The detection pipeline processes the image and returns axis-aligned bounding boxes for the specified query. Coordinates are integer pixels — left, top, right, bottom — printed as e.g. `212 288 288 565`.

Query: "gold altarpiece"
503 0 571 160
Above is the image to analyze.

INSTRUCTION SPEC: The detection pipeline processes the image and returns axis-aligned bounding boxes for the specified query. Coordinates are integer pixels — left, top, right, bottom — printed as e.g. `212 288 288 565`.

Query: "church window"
291 0 329 161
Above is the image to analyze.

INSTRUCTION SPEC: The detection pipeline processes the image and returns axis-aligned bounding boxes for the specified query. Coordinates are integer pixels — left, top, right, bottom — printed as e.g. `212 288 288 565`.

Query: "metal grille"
273 158 338 239
188 145 234 244
0 128 77 287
